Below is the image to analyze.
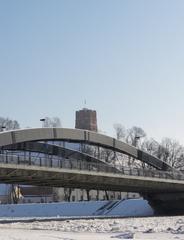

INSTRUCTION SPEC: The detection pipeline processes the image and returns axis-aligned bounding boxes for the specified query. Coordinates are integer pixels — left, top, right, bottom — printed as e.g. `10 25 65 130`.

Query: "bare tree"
0 117 20 130
142 137 184 170
0 117 20 203
157 138 184 169
113 123 125 140
113 124 146 147
126 126 146 147
113 123 184 172
125 126 146 167
43 117 62 128
141 138 159 156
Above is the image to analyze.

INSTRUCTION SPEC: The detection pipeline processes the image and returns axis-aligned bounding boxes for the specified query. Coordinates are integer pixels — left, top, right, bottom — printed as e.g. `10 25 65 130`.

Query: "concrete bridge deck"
0 154 184 194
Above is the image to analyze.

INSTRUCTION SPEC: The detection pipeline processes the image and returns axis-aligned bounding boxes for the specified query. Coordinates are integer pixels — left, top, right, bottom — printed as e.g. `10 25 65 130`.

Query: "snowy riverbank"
1 216 184 239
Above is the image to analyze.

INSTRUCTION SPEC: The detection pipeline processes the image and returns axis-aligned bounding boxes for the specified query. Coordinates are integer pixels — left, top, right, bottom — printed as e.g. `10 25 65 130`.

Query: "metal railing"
0 153 183 182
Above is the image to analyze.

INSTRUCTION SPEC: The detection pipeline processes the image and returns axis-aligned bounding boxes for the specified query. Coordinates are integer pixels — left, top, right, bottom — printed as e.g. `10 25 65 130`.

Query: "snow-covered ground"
1 216 184 239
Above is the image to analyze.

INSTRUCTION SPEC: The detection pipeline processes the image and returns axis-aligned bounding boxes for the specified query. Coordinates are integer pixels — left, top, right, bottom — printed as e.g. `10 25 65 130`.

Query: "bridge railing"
0 153 183 181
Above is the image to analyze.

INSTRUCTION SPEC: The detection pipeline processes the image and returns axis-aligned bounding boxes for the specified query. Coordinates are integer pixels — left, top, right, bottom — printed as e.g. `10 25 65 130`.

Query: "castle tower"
75 108 97 132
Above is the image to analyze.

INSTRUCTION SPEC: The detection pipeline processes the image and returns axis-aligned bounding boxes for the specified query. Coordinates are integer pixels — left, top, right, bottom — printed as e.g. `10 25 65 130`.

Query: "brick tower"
75 108 97 132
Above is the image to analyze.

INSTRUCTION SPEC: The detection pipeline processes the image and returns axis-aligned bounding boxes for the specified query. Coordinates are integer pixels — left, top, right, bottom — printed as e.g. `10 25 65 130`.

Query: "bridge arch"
0 128 172 170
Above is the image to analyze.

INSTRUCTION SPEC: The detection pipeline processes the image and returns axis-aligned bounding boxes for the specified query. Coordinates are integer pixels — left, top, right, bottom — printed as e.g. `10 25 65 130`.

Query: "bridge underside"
145 192 184 215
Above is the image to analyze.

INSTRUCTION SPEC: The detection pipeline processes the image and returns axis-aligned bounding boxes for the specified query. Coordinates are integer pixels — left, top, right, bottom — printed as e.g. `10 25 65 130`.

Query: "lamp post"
40 118 49 166
0 126 6 154
134 136 141 148
0 126 6 132
40 118 46 128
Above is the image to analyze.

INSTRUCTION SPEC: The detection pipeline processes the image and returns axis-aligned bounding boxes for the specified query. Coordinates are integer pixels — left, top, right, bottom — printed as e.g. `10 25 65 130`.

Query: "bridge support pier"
144 192 184 215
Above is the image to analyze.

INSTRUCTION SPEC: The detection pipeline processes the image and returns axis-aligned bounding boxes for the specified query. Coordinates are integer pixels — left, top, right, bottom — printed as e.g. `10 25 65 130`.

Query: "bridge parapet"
0 153 182 182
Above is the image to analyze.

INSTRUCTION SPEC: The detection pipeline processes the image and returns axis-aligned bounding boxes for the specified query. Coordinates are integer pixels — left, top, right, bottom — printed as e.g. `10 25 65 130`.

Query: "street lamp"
134 136 141 148
0 126 6 132
40 118 48 166
40 118 46 128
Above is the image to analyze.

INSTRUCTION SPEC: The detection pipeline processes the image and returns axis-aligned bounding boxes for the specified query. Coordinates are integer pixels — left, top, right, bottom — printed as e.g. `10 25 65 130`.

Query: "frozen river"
1 216 184 239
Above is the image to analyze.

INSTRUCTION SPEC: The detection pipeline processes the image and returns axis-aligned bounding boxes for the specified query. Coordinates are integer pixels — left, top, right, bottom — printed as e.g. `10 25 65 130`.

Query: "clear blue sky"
0 0 184 143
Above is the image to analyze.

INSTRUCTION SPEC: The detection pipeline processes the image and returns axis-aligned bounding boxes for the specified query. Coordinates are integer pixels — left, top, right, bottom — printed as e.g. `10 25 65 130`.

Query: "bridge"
0 128 184 214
